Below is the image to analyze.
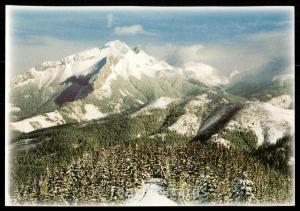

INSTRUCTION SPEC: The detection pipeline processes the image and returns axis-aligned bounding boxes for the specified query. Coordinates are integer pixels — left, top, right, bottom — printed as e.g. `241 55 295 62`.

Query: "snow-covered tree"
231 171 255 203
197 167 217 202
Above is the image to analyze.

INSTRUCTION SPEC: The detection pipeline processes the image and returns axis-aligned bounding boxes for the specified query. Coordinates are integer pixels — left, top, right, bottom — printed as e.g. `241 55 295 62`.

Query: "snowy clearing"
124 179 177 206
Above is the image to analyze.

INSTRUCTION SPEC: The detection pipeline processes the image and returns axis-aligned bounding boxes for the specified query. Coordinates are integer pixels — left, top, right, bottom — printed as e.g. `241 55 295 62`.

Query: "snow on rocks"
267 95 292 109
124 90 132 96
131 97 177 117
14 46 109 88
135 99 144 104
109 46 177 81
84 104 106 121
149 97 177 109
99 68 119 97
114 102 123 113
64 102 106 122
149 133 167 140
7 103 21 113
209 134 231 148
272 73 293 83
288 156 295 166
168 113 199 136
63 102 86 122
119 89 127 97
168 94 211 136
226 101 294 145
10 110 66 133
10 103 106 133
222 98 229 104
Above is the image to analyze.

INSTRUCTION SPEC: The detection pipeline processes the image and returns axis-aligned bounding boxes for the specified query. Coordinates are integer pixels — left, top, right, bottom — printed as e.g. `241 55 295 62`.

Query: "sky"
7 6 294 77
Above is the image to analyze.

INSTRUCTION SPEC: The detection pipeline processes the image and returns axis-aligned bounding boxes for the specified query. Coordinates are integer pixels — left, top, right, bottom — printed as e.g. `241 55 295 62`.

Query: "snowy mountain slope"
267 95 292 109
9 40 294 140
10 40 209 125
225 102 294 145
183 61 229 87
11 40 179 92
272 73 293 84
226 59 293 101
168 93 212 136
131 97 178 118
10 101 106 133
10 110 66 133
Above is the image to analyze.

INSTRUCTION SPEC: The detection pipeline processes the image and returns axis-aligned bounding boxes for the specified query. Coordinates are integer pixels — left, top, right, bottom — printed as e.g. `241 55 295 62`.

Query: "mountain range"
8 40 295 205
9 40 293 148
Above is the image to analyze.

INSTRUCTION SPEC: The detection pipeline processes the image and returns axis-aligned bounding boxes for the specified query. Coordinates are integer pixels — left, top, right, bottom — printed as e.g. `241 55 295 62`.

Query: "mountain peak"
104 40 131 54
133 45 143 54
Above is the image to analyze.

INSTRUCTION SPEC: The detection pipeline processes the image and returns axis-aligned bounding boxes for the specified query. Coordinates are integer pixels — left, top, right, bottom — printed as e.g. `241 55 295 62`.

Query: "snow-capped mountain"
9 40 216 132
12 40 177 91
9 40 294 149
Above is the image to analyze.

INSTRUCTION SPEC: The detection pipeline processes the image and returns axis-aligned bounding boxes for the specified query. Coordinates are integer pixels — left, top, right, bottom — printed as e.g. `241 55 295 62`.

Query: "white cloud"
229 70 240 79
144 29 293 77
107 14 113 28
114 24 153 35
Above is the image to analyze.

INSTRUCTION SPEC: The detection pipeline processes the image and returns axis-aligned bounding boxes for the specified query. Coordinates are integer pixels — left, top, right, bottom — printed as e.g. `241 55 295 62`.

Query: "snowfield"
226 102 294 145
168 94 212 136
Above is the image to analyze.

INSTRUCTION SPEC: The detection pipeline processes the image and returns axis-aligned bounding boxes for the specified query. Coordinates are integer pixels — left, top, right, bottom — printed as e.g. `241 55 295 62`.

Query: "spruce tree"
231 171 255 203
197 166 217 203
